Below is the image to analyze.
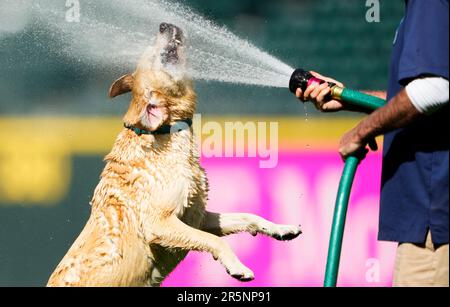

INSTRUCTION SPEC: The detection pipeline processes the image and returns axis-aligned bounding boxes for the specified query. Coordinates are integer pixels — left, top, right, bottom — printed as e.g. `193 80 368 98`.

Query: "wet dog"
47 23 302 287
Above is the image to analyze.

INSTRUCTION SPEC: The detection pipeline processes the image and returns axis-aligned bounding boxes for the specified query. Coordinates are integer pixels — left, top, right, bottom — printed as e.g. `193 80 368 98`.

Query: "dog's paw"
271 224 302 241
227 267 255 282
219 251 255 282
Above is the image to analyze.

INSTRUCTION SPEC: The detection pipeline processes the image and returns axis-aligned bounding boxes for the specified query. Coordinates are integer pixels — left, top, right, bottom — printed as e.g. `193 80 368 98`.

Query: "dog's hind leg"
149 215 255 282
202 212 302 241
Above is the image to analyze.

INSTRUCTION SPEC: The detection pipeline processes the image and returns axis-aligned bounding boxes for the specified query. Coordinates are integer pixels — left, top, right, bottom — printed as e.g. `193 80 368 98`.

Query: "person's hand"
295 71 345 112
339 126 378 161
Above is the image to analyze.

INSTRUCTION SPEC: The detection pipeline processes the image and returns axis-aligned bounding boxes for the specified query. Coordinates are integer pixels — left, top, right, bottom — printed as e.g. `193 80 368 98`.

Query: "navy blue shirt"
379 0 449 245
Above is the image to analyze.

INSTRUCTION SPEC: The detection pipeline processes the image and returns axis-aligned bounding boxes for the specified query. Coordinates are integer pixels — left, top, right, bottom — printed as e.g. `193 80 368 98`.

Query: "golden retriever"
47 23 301 287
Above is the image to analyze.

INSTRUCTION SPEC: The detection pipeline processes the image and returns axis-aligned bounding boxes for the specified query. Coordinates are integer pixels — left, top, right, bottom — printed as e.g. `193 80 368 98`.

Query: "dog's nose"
160 22 169 34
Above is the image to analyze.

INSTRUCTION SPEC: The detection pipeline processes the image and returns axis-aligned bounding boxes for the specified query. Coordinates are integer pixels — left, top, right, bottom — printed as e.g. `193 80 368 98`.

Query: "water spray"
289 68 386 287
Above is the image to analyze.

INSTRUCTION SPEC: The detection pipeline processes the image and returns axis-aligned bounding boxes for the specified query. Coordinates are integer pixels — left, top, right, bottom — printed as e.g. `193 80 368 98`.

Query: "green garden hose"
324 155 360 287
324 87 385 287
288 69 387 287
331 87 386 111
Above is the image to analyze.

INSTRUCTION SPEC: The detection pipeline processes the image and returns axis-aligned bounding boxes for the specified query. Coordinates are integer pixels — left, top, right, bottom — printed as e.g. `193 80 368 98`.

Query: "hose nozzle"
289 68 334 94
289 68 386 111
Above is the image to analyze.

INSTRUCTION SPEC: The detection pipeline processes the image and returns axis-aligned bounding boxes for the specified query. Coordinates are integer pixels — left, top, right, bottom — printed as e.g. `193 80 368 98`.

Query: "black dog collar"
124 119 193 136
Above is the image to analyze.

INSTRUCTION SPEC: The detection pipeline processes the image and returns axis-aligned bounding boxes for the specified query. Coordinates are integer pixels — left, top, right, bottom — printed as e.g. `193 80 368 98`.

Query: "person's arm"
339 77 449 159
338 89 420 158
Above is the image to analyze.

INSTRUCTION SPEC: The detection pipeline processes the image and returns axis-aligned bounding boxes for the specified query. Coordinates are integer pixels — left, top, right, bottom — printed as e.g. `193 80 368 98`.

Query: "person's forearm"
355 89 421 141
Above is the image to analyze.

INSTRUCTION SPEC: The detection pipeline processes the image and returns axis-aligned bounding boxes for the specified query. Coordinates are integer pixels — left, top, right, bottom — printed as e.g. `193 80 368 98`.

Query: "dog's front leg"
202 212 302 240
149 215 254 281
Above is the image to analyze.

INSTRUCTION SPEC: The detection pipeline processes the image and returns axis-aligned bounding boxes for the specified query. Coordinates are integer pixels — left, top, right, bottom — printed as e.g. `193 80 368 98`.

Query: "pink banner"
163 151 397 287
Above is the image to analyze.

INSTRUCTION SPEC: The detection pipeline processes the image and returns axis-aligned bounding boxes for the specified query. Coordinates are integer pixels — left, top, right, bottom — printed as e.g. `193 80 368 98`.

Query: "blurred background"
0 0 404 286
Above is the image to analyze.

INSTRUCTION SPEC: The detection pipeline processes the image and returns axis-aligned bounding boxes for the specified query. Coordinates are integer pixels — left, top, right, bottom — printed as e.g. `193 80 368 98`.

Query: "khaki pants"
393 231 449 287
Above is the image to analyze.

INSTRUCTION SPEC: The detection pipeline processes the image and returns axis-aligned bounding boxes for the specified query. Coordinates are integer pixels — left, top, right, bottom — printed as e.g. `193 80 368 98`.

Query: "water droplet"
304 104 309 122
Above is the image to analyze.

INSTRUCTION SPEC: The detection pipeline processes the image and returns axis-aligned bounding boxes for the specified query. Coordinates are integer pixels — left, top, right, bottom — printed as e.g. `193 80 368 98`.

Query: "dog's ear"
109 74 134 98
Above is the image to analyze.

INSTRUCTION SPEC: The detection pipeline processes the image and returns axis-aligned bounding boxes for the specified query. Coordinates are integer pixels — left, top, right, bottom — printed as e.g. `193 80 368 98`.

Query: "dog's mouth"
147 103 163 120
159 22 185 65
141 101 167 132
